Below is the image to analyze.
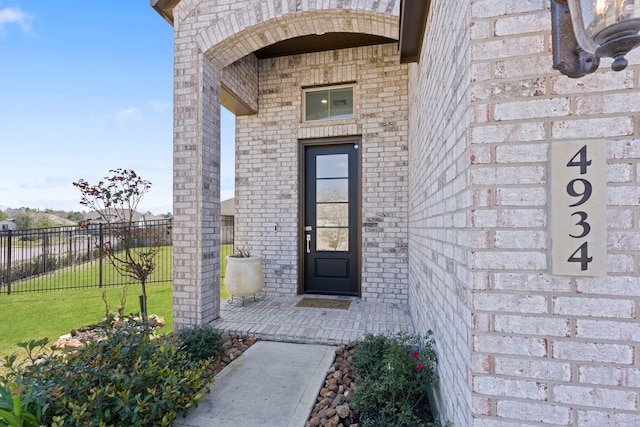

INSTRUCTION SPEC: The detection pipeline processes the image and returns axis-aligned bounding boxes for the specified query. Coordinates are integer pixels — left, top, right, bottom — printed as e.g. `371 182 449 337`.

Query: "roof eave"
151 0 179 26
399 0 431 64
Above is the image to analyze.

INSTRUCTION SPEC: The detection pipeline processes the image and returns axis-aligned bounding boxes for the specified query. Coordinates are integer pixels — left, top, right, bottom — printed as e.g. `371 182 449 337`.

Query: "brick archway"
170 0 401 328
198 8 400 68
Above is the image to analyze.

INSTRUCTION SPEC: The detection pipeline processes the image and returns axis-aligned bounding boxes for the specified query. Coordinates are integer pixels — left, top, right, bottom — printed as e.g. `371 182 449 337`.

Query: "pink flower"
413 352 420 360
417 363 425 371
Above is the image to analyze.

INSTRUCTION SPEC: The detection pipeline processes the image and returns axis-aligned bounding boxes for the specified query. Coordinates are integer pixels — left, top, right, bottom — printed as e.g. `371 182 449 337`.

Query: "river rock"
331 393 344 407
336 404 350 418
147 314 165 327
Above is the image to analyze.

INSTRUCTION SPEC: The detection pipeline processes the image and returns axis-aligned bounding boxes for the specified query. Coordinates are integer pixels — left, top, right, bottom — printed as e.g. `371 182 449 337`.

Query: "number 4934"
551 141 605 277
566 145 593 271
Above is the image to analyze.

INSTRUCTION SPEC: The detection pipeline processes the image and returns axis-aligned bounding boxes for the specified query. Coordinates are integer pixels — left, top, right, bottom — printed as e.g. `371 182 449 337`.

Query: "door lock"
305 225 312 231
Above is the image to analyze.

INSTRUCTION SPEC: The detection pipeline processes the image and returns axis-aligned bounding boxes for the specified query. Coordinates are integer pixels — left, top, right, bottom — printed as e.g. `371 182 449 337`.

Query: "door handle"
306 234 311 253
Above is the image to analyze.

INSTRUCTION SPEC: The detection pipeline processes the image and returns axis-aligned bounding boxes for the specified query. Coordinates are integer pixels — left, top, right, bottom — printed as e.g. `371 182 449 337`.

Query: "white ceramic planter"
224 255 264 298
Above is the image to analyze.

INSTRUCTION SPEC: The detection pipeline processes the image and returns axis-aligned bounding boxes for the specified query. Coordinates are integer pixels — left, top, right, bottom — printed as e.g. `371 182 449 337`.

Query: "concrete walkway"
174 294 415 427
174 341 336 427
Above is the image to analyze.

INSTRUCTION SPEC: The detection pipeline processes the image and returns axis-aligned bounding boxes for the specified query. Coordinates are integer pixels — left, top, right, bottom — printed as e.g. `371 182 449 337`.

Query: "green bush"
7 255 59 283
1 251 95 285
174 325 224 362
351 331 437 427
2 316 212 427
0 383 41 427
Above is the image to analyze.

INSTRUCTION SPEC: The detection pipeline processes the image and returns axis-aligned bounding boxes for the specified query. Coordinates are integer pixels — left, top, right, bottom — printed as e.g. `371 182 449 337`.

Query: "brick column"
172 40 222 328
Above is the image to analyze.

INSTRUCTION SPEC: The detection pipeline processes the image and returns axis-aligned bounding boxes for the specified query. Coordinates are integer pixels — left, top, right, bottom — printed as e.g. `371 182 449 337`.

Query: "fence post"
6 230 12 295
42 232 48 277
87 230 92 261
99 223 103 287
68 231 73 268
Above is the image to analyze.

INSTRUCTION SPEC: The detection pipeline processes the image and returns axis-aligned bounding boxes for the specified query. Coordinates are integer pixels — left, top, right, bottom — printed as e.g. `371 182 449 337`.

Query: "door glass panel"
317 203 348 227
317 228 349 251
317 179 348 203
317 154 348 178
315 153 350 252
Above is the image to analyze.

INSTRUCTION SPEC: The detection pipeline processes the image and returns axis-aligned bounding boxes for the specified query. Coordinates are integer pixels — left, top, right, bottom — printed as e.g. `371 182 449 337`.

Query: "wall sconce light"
551 0 640 77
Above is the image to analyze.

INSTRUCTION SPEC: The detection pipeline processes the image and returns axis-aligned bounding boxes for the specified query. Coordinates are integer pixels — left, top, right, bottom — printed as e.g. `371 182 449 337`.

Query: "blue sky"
0 1 235 215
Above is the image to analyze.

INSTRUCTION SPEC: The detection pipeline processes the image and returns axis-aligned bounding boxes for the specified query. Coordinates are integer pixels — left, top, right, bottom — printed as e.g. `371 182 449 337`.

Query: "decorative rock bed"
53 314 166 350
306 342 360 427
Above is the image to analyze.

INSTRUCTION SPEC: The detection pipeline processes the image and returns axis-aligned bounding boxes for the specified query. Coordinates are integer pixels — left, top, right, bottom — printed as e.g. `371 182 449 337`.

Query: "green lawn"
8 246 173 292
0 283 169 357
0 244 233 358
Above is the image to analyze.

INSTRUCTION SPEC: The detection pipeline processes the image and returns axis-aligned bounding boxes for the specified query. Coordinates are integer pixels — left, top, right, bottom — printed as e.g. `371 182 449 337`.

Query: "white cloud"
0 7 34 35
108 106 142 128
149 99 171 112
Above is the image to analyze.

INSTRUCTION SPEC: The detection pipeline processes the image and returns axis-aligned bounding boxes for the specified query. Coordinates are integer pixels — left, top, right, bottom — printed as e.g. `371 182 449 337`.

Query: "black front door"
302 141 360 295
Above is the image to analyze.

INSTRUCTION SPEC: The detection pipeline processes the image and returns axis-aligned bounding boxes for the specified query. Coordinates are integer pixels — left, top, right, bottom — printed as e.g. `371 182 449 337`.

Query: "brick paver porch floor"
209 294 415 345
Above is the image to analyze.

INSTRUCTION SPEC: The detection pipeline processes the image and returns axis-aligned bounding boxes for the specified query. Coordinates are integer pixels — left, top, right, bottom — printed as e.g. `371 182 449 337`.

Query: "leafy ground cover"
0 321 254 426
351 332 438 426
306 332 442 427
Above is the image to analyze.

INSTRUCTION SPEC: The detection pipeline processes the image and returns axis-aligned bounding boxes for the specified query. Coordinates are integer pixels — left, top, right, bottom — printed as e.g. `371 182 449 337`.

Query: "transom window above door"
303 85 354 122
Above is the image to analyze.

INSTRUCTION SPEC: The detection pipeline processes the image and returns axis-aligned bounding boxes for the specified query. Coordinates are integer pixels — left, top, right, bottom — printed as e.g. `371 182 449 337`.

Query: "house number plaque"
551 140 606 277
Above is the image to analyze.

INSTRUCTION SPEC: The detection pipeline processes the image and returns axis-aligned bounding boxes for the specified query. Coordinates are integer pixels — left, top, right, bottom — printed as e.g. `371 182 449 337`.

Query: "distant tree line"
1 207 172 231
0 207 85 230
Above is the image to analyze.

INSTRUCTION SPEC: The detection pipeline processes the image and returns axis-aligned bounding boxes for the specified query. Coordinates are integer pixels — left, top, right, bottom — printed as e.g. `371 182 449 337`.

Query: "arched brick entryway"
169 0 401 328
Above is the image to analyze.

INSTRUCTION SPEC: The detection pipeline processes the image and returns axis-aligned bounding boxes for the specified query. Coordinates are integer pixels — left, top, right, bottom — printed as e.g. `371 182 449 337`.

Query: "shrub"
174 325 225 362
1 251 95 286
351 331 437 427
0 383 42 427
2 316 212 427
7 255 59 283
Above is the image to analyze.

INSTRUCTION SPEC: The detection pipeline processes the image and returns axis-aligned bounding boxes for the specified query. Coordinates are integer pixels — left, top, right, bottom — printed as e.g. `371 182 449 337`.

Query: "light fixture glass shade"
567 0 640 51
567 0 640 69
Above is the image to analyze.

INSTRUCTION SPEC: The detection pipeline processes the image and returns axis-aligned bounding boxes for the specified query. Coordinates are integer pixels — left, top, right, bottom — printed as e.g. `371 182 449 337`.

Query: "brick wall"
172 7 222 328
236 43 409 303
410 0 640 425
221 53 259 113
407 0 473 424
420 1 640 425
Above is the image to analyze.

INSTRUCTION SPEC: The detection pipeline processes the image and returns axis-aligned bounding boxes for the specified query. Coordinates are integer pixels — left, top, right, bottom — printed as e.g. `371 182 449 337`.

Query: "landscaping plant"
73 169 170 318
1 316 212 427
0 383 41 427
174 324 225 362
232 242 251 258
350 331 437 427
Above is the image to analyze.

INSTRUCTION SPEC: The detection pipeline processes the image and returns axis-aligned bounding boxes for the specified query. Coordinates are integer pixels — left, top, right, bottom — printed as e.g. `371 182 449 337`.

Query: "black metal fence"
221 215 234 244
0 218 235 294
0 220 173 294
